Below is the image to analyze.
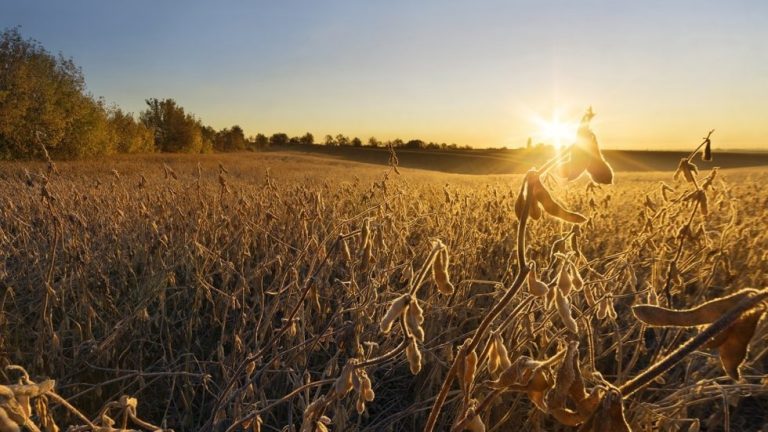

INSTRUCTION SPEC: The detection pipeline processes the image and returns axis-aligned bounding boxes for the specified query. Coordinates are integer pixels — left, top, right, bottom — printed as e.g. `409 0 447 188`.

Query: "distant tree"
140 98 204 153
214 127 230 151
269 133 289 146
229 125 246 150
201 125 216 152
324 135 335 146
405 139 425 149
336 134 350 146
351 137 362 147
109 107 154 153
288 136 301 145
300 132 314 145
59 96 117 158
254 133 269 148
391 138 404 148
214 125 246 152
526 137 532 149
367 136 380 147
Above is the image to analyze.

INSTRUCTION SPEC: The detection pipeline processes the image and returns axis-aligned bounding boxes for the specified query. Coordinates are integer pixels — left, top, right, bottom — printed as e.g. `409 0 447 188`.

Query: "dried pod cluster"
516 171 588 224
557 107 614 185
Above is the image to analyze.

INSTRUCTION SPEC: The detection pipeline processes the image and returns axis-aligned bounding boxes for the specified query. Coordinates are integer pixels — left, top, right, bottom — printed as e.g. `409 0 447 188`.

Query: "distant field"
1 152 767 431
267 143 768 174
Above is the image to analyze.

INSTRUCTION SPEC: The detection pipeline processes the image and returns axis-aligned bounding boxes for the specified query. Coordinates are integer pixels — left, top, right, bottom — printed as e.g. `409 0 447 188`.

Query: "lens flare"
531 111 578 150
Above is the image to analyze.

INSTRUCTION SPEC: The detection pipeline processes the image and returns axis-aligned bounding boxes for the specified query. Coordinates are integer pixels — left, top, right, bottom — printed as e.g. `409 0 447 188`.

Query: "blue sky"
3 0 767 149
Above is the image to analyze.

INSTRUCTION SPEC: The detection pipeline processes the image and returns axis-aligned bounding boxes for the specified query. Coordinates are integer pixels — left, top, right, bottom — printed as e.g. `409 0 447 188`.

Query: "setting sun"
531 111 579 150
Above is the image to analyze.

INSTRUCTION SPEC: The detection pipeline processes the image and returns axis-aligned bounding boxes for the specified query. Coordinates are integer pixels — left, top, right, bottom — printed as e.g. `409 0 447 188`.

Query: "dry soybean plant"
0 110 767 431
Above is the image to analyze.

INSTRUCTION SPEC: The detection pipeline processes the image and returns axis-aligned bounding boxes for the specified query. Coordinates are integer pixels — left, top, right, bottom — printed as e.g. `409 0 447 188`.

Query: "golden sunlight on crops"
1 110 767 432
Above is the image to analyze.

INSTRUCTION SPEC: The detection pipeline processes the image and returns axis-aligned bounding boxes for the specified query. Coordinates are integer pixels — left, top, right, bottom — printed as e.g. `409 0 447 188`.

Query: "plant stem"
423 177 533 432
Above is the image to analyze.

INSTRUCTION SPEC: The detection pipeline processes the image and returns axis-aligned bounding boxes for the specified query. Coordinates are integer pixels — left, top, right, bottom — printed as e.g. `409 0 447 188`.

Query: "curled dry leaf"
703 306 765 380
579 387 631 432
464 414 486 432
462 402 486 432
490 356 555 411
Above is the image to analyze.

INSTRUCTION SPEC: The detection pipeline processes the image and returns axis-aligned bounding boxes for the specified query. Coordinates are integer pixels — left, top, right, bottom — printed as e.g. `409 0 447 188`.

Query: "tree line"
260 133 470 151
0 27 242 159
0 27 481 160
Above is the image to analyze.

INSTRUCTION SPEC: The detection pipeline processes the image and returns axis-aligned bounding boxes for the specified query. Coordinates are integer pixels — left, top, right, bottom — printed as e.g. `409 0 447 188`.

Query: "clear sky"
3 0 767 149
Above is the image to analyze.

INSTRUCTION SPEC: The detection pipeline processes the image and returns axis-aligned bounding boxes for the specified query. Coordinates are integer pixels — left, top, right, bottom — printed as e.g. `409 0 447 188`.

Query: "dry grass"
0 137 767 431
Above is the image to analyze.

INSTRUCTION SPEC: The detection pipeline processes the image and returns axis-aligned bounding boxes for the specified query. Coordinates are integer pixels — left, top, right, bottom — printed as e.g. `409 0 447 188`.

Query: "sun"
531 111 578 150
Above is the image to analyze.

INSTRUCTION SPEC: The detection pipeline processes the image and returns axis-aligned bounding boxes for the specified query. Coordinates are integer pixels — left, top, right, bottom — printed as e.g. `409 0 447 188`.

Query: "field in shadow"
267 144 768 174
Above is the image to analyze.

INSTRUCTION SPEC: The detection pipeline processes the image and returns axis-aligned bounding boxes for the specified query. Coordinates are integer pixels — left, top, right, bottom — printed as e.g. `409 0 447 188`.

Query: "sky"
2 0 767 150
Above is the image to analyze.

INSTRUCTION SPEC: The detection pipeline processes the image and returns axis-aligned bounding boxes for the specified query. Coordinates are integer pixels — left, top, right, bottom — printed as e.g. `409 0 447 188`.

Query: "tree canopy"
0 27 131 159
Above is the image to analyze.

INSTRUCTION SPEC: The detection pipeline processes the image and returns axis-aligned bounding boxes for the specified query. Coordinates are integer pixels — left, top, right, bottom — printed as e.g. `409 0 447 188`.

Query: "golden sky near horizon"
4 1 767 149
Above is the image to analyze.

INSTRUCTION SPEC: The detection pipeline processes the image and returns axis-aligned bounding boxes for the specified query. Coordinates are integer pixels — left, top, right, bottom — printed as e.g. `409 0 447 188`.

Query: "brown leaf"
579 388 631 432
716 307 765 380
